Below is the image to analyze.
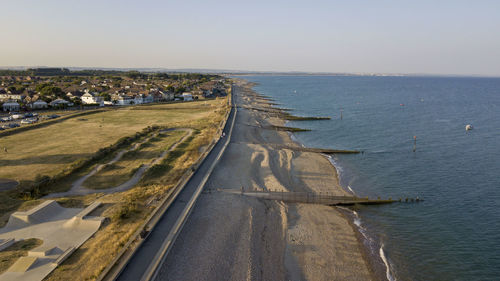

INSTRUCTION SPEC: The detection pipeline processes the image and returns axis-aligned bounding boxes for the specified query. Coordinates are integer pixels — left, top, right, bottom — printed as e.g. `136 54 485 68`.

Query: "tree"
99 92 111 101
7 86 17 93
175 87 186 94
39 86 63 98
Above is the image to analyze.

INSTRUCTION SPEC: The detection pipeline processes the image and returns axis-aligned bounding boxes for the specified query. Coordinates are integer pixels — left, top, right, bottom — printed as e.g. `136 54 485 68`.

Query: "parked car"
45 114 60 120
21 118 37 124
1 116 13 122
11 114 24 119
8 123 20 128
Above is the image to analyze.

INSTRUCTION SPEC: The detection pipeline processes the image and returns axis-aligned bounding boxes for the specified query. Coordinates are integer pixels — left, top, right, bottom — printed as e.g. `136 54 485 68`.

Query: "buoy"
465 124 473 131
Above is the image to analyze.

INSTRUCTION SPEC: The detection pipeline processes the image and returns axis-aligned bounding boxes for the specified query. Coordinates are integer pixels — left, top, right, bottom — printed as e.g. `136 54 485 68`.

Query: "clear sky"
1 0 500 76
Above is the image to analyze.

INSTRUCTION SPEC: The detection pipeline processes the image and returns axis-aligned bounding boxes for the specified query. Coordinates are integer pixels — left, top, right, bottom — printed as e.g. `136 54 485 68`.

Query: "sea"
242 75 500 281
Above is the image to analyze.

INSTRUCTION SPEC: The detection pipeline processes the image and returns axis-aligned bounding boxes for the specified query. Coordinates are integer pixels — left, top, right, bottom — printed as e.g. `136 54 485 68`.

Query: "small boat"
465 124 473 131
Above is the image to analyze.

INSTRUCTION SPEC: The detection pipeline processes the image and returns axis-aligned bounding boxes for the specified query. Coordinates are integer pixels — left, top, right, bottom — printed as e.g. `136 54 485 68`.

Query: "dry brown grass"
0 238 43 274
82 130 185 190
0 99 225 184
0 97 230 281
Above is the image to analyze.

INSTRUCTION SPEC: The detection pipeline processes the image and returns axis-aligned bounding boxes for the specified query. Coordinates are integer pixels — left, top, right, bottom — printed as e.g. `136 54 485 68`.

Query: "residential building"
81 93 103 104
116 95 134 105
182 92 193 101
31 100 48 109
2 101 20 112
49 99 71 107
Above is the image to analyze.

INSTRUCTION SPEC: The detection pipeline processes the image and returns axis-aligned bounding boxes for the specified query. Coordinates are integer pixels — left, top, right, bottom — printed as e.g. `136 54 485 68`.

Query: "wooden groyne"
270 125 311 132
283 115 331 121
240 105 330 121
271 144 360 154
224 190 422 206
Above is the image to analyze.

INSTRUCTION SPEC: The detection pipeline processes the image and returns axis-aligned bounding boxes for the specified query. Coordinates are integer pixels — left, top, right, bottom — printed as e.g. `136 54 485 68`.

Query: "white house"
182 92 193 101
7 94 25 101
2 101 20 112
134 94 144 104
81 93 103 104
160 91 174 101
116 96 134 105
31 100 48 109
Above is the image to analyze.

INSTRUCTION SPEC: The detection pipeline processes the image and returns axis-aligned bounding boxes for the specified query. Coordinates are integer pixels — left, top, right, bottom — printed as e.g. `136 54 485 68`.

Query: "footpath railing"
97 89 235 281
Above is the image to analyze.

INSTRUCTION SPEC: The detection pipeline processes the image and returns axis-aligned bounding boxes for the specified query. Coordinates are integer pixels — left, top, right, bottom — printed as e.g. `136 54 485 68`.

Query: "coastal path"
102 87 237 281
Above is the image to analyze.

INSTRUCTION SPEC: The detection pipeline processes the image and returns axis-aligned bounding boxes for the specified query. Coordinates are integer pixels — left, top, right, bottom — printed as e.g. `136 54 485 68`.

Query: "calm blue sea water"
242 75 500 281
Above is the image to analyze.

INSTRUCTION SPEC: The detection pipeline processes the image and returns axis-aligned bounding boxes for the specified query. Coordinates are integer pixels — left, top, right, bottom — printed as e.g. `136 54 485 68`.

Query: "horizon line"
0 65 499 79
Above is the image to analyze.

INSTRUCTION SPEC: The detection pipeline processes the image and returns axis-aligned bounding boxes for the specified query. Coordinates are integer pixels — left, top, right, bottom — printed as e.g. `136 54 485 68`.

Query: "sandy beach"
156 79 374 280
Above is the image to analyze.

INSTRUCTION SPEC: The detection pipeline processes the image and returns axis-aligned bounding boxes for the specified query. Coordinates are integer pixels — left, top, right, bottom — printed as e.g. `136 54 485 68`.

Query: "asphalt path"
116 95 235 281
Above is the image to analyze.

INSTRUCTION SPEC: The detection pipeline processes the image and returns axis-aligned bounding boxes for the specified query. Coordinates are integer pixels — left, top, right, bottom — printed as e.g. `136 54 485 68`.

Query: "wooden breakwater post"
330 196 424 206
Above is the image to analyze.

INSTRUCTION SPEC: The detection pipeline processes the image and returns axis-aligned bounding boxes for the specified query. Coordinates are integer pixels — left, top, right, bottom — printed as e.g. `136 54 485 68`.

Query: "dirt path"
45 128 193 198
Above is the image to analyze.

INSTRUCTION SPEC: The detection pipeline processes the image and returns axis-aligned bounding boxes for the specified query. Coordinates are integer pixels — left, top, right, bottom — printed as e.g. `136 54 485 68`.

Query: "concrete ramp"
7 256 38 272
6 200 65 230
0 238 15 251
0 200 106 281
28 245 62 257
75 201 101 219
52 247 75 266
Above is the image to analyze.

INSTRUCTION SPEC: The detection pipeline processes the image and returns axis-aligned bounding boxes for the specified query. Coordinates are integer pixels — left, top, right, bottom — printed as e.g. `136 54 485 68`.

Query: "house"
160 91 174 101
2 101 20 112
66 91 84 100
31 100 48 109
143 94 154 104
134 95 143 104
1 94 25 101
116 95 134 105
81 93 103 104
49 99 71 107
202 89 214 98
182 92 193 101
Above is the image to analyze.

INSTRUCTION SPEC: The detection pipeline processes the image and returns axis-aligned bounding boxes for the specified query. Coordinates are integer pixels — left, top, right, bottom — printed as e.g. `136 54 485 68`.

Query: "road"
115 92 236 281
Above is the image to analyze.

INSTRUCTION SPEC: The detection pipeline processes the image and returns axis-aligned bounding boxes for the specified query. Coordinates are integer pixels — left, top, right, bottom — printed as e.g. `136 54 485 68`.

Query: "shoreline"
157 79 375 280
247 81 381 280
255 82 390 281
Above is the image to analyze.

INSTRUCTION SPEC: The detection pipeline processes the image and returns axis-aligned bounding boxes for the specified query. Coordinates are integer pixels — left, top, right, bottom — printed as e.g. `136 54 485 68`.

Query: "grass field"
0 100 225 185
0 96 230 280
82 130 186 190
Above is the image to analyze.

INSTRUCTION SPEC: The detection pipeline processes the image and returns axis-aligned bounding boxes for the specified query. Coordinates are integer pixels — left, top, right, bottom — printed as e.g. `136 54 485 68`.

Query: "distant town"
0 68 229 130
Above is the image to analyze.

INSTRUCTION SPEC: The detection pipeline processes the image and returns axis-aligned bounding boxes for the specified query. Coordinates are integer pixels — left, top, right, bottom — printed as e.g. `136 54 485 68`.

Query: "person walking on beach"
3 147 7 153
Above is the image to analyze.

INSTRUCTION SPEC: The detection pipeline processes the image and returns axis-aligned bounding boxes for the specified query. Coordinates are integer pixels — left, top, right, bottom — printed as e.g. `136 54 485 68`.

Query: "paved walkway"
0 179 18 192
0 200 105 281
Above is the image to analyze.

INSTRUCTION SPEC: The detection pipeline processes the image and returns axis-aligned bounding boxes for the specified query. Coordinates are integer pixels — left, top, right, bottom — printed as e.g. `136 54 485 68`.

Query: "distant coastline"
1 66 499 78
